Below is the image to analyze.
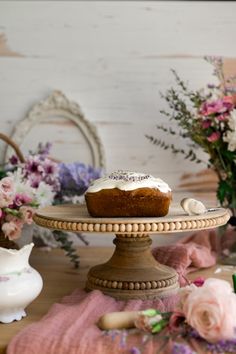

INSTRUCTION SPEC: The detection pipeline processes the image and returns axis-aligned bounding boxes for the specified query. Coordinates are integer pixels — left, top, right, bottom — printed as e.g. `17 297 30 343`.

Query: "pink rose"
19 205 34 224
2 220 23 240
207 131 220 142
181 278 236 343
0 177 14 208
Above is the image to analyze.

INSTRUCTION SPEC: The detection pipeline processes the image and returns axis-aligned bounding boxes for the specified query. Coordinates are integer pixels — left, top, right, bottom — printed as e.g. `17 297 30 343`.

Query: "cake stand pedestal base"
34 204 230 300
86 233 179 300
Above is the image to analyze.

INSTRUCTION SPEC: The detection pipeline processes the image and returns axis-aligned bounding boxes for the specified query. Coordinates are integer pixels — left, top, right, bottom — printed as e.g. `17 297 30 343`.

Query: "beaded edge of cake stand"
87 274 178 291
33 211 230 233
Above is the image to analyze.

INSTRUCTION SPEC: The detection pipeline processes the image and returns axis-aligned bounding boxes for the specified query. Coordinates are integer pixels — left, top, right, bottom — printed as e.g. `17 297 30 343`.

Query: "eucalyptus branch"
52 230 80 268
156 125 189 139
146 135 204 164
75 232 89 246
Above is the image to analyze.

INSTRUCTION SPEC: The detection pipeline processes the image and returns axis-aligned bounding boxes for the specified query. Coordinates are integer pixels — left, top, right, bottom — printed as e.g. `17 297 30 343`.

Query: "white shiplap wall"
0 1 235 246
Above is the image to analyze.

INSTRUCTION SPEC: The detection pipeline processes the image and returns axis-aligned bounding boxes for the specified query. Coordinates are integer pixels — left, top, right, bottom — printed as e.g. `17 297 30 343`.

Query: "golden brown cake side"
85 187 172 217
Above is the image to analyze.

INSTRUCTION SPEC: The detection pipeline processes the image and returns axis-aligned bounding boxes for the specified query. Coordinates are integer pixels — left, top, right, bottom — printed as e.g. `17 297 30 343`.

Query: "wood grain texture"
86 235 179 300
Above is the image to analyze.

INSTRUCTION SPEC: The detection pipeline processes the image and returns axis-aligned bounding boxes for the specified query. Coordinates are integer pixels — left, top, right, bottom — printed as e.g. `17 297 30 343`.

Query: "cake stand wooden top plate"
34 204 230 234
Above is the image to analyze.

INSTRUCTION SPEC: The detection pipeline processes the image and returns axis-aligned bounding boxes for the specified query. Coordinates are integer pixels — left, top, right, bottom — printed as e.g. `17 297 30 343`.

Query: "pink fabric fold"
7 289 179 354
152 229 218 285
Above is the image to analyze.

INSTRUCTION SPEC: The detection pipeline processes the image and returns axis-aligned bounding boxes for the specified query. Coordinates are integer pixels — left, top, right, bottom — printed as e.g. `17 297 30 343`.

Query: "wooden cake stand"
34 204 230 300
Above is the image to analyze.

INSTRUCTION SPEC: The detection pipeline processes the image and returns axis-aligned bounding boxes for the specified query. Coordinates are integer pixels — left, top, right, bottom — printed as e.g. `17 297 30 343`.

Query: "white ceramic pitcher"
0 243 43 323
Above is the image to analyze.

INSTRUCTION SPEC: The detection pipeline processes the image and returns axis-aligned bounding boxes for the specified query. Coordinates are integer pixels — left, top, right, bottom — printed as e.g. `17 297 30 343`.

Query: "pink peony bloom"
200 98 233 116
0 177 14 208
207 131 221 142
2 220 23 240
19 205 34 224
181 278 236 343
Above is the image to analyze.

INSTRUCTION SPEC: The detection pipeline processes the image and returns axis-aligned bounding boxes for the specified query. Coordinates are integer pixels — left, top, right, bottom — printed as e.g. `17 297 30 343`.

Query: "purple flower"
58 162 102 196
23 153 60 192
37 142 52 157
9 155 19 165
206 338 236 353
42 158 58 175
172 342 195 354
24 156 44 174
28 174 42 189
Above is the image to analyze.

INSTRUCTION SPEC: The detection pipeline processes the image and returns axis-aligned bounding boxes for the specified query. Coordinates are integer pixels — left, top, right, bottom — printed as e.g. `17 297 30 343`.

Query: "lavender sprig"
206 338 236 353
172 342 196 354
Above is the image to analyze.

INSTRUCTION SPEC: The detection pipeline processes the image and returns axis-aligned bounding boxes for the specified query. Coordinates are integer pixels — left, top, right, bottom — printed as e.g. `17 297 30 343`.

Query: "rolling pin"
98 311 140 330
97 309 162 331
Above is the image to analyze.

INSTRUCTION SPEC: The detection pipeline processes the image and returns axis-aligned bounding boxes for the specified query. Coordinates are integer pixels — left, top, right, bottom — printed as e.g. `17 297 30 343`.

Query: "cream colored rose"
182 278 236 343
178 283 197 312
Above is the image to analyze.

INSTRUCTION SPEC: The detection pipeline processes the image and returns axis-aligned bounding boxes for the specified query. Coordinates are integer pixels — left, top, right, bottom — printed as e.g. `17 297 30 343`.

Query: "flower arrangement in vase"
146 57 236 260
0 176 38 248
2 141 102 267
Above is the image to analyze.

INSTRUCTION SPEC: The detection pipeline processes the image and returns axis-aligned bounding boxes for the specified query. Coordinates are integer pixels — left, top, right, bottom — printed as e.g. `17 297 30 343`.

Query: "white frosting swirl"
86 171 171 194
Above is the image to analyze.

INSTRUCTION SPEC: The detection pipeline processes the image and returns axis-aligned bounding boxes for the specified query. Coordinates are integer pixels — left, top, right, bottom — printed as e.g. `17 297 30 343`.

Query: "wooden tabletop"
0 246 235 354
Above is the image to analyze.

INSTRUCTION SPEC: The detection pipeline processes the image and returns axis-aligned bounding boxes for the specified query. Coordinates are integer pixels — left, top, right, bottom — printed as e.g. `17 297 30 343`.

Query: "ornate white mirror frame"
4 90 105 169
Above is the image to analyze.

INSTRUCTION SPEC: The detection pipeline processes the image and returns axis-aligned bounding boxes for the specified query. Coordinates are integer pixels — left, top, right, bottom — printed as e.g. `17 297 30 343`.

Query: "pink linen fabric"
7 289 179 354
152 229 218 285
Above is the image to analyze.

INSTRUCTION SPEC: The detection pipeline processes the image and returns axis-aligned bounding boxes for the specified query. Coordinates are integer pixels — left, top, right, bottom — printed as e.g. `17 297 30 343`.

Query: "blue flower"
58 162 102 196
